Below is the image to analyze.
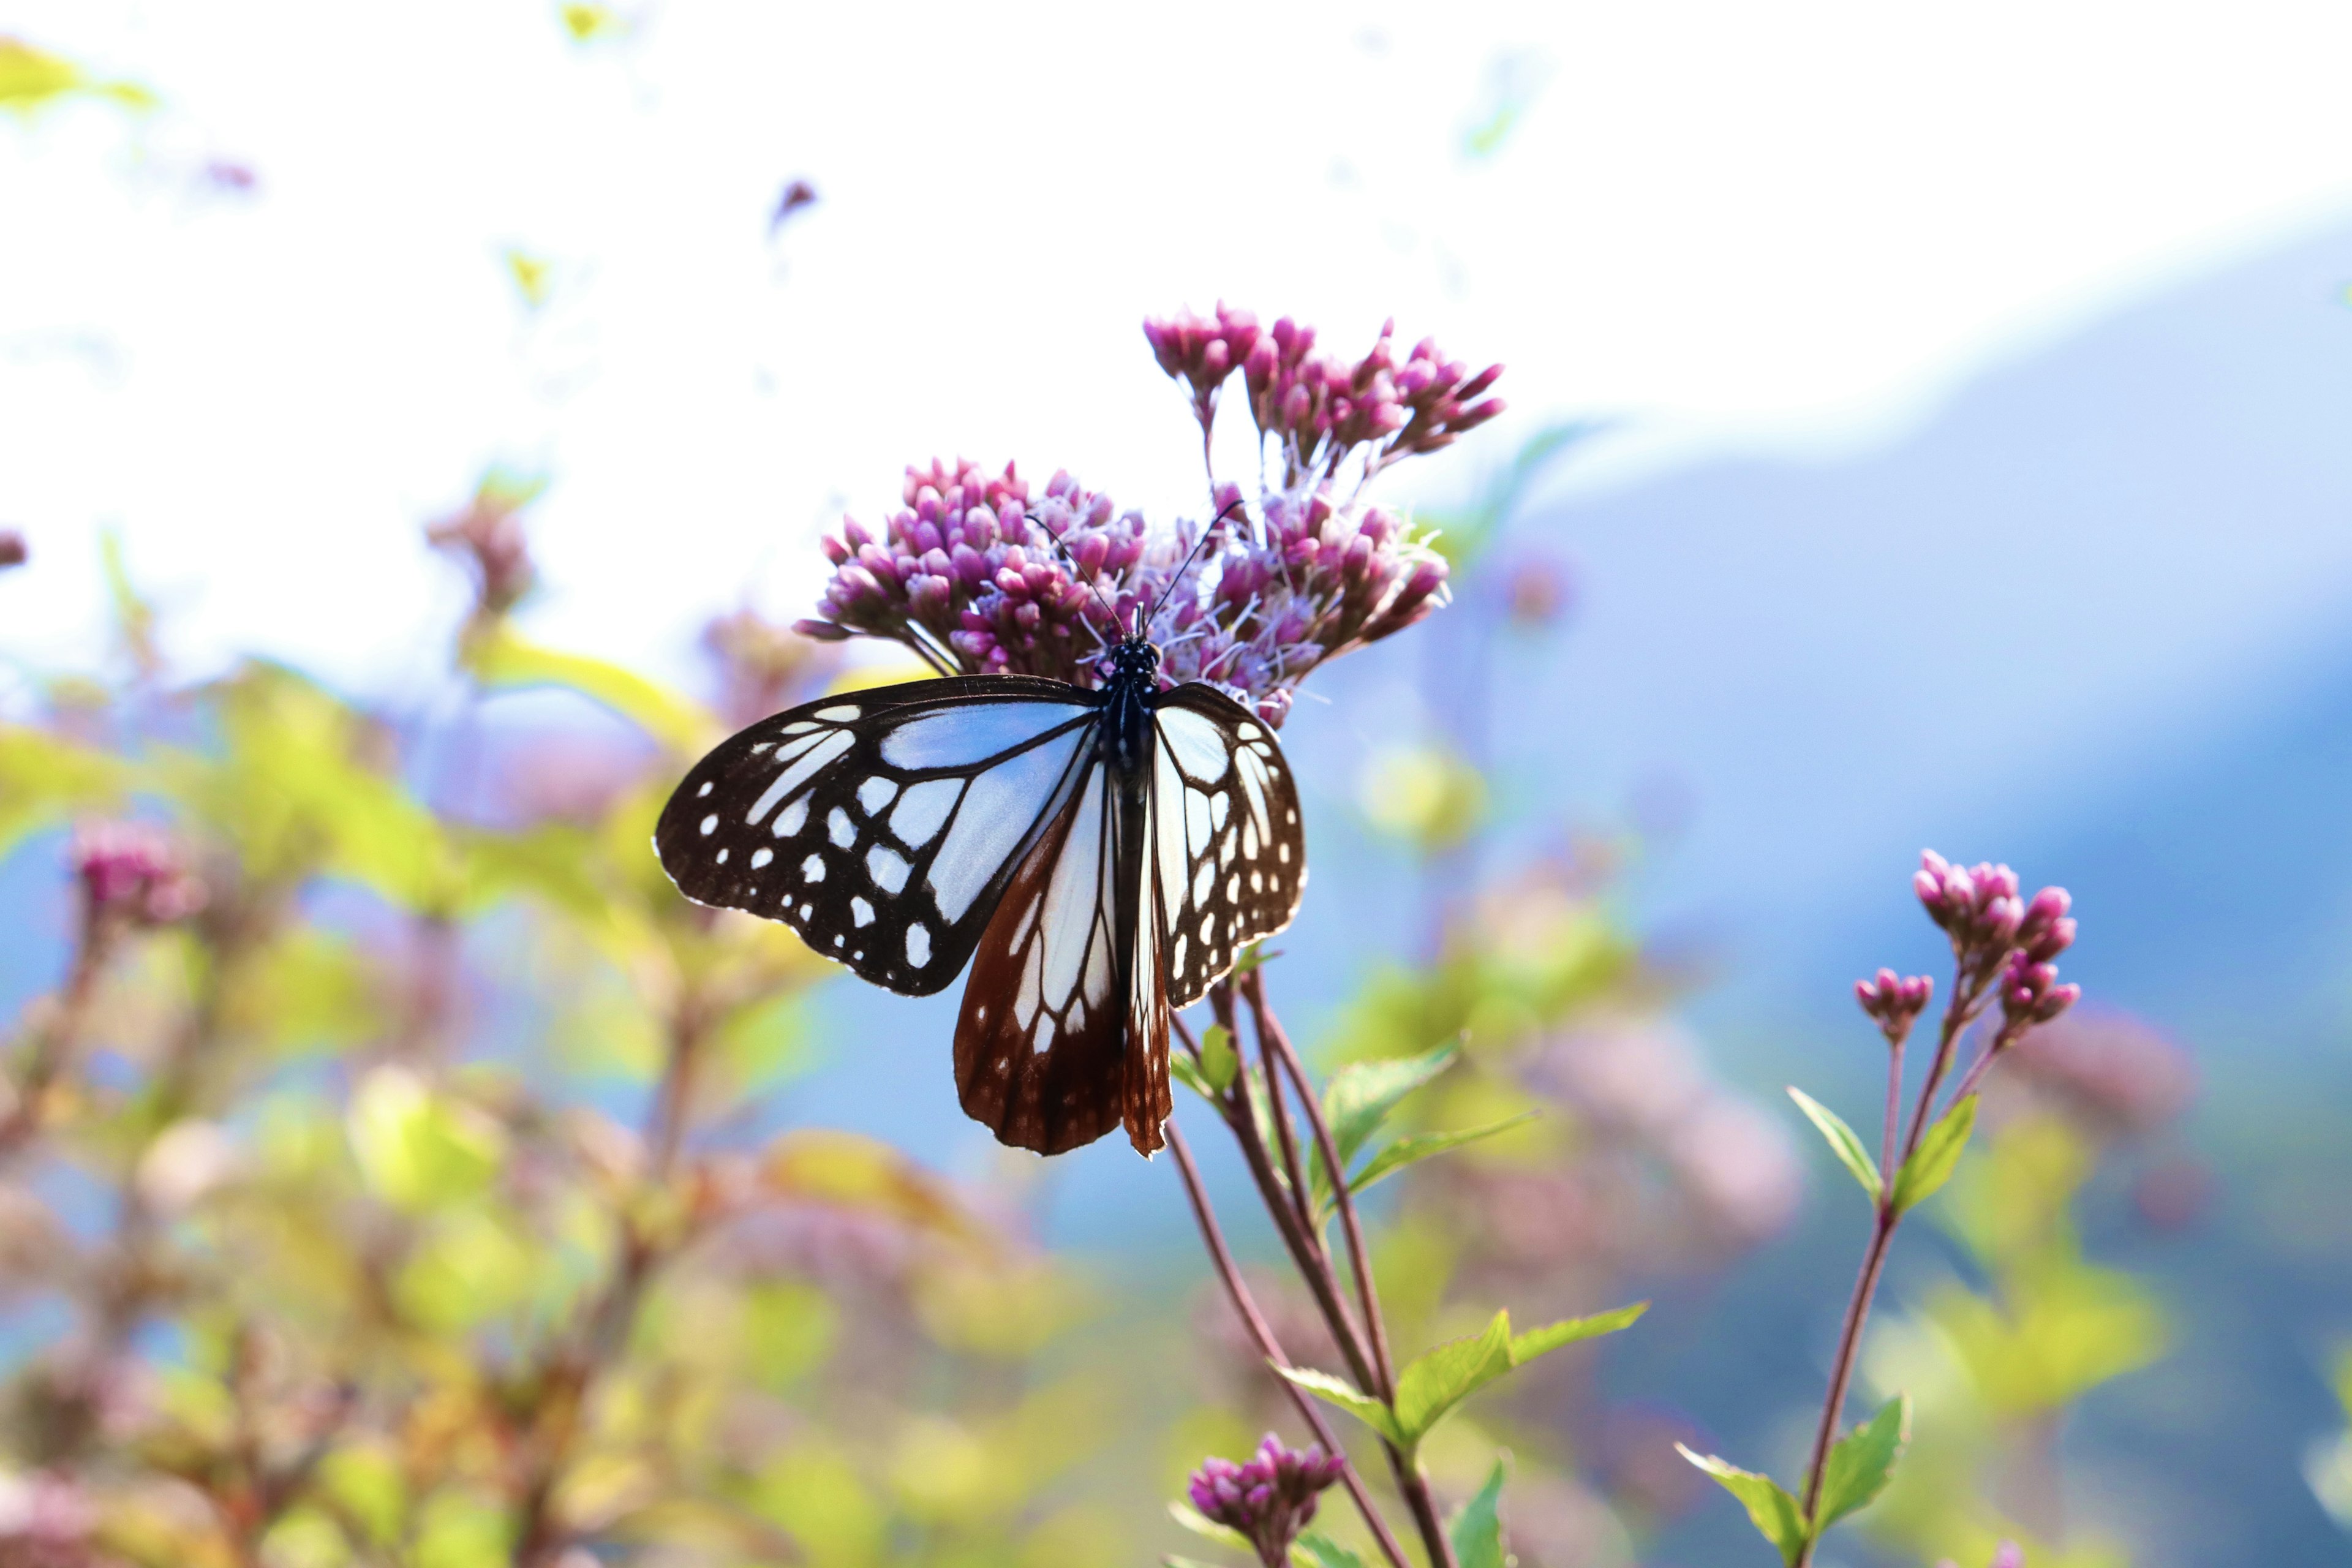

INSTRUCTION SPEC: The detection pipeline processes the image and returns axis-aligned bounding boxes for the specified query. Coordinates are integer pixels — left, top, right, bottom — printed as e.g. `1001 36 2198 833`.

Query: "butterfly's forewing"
654 676 1098 995
1147 684 1308 1007
952 758 1132 1153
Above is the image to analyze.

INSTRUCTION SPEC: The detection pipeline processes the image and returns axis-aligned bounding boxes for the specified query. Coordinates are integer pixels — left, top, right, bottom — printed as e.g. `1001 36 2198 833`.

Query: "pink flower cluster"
799 455 1449 726
1853 968 1933 1045
1145 303 1505 492
70 820 205 929
1186 1434 1347 1568
426 472 542 619
795 304 1486 724
1912 850 2079 1041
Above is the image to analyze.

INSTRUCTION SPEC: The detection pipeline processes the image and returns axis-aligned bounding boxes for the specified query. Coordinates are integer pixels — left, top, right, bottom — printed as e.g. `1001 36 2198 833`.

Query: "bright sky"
6 0 2352 699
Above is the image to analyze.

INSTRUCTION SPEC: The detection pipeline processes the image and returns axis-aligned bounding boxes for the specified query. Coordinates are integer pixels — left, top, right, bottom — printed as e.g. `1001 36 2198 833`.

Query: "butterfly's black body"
654 634 1306 1158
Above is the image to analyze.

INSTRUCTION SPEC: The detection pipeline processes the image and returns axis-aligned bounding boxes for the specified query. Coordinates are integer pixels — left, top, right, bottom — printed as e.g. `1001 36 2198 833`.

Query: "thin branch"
1245 970 1397 1400
0 916 115 1159
1167 1123 1414 1568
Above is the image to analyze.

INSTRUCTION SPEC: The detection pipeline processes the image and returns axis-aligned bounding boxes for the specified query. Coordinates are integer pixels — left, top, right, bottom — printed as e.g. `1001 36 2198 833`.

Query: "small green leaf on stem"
1448 1458 1510 1568
1675 1446 1807 1567
1393 1311 1513 1444
1170 1052 1214 1101
1788 1087 1882 1201
1509 1302 1648 1362
1169 1501 1254 1553
1199 1024 1238 1093
1314 1042 1461 1199
1890 1095 1977 1215
1291 1533 1367 1568
1814 1392 1912 1531
1272 1366 1405 1447
1319 1112 1540 1219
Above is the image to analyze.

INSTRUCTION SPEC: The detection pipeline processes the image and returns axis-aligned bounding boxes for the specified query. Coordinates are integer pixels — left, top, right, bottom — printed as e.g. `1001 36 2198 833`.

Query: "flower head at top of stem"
1188 1433 1349 1568
70 820 205 930
1853 967 1932 1046
0 530 26 570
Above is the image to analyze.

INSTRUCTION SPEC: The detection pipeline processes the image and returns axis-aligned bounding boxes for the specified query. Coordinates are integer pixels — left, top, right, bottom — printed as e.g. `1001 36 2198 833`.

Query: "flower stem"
1167 1123 1414 1568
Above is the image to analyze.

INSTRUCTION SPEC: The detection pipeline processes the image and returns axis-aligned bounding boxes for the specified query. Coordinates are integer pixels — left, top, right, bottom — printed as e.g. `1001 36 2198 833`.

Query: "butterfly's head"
1103 633 1160 687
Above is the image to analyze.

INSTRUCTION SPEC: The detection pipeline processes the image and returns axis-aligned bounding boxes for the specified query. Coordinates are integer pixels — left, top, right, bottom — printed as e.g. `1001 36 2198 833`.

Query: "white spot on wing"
866 845 911 893
1172 933 1188 976
926 731 1089 921
801 854 826 883
857 777 899 815
907 922 932 967
699 814 717 835
851 897 875 927
1186 789 1212 855
1154 736 1186 929
1038 769 1105 1006
747 731 853 825
815 704 861 720
1212 793 1231 829
1034 1014 1057 1053
889 778 960 847
751 848 773 869
781 720 818 735
827 808 856 848
1017 940 1042 1026
696 781 712 798
1082 918 1112 1006
878 700 1088 769
1155 706 1231 783
1193 862 1215 905
716 848 729 864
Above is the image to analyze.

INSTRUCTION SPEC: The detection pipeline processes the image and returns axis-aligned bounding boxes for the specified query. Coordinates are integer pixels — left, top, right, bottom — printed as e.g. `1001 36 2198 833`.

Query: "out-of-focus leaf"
1815 1392 1910 1531
1675 1446 1806 1566
218 927 373 1058
1891 1095 1977 1215
1357 743 1487 853
0 39 156 114
559 3 628 41
348 1066 506 1213
1197 1023 1238 1092
750 1447 885 1566
467 624 715 754
412 1488 512 1568
1328 1111 1540 1218
913 1259 1087 1359
764 1128 978 1244
318 1442 407 1547
1448 1458 1510 1568
1789 1087 1882 1202
1170 1051 1215 1101
1272 1366 1403 1447
503 247 554 309
1169 1500 1253 1553
1292 1532 1367 1568
394 1207 533 1332
0 726 126 858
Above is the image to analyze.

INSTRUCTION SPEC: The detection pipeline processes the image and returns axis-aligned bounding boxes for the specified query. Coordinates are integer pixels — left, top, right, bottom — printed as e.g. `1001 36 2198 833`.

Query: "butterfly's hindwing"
953 758 1133 1153
1147 684 1308 1008
653 676 1099 996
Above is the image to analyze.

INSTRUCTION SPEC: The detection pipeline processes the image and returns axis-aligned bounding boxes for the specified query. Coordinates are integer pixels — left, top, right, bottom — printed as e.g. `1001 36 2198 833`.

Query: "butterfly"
652 624 1306 1157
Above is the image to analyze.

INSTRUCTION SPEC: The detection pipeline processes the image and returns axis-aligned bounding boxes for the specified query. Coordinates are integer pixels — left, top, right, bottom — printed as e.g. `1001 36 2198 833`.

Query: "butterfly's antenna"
1026 510 1125 638
1142 498 1248 637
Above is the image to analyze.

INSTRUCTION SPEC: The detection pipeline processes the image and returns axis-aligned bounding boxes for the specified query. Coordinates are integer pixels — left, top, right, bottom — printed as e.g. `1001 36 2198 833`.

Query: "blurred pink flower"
69 821 204 929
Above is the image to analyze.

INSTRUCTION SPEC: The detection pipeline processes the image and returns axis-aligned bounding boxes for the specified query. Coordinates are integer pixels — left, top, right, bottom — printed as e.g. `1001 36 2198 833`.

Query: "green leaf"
1272 1366 1404 1447
1675 1447 1807 1567
347 1067 507 1213
1788 1087 1882 1201
1168 1501 1253 1553
1325 1043 1460 1167
1891 1095 1977 1215
1169 1052 1215 1102
1198 1024 1238 1093
1813 1393 1911 1531
1448 1458 1510 1568
0 726 126 859
1509 1302 1648 1362
467 625 715 755
1393 1311 1513 1446
1291 1533 1366 1568
1329 1112 1540 1217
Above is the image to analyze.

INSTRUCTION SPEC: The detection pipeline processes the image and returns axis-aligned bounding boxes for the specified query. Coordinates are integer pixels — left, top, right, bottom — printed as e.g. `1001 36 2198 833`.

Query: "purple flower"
426 470 543 618
70 820 205 929
0 530 24 570
1913 851 2079 1054
703 606 839 729
1854 967 1933 1045
1144 301 1261 438
1186 1434 1348 1568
